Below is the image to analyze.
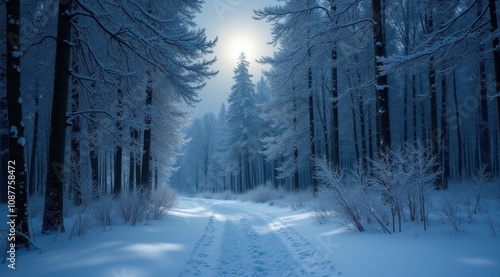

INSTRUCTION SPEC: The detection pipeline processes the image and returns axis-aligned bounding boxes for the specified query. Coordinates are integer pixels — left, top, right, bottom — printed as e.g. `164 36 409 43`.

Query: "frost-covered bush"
315 142 438 233
315 160 365 232
285 192 312 210
91 196 116 230
148 186 177 220
117 190 148 225
117 187 177 224
311 192 334 224
69 207 93 239
368 142 437 232
245 182 285 204
437 194 467 234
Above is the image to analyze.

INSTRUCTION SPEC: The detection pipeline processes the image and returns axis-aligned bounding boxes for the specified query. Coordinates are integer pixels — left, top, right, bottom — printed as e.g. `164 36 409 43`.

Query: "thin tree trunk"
479 0 492 175
69 37 81 205
114 87 124 197
367 104 374 173
426 10 442 189
42 0 73 234
372 0 391 154
412 75 418 142
308 66 318 195
452 71 463 179
403 73 409 143
330 53 339 164
293 99 299 192
29 94 39 196
350 92 360 162
440 69 449 189
140 83 152 191
88 115 99 199
129 129 135 192
359 93 367 169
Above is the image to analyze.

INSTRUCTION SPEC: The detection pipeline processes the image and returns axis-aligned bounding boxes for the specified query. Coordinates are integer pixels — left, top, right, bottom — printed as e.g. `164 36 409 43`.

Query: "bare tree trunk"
129 128 136 192
440 69 449 189
372 0 391 154
452 71 463 179
69 37 81 205
425 9 443 189
479 0 492 176
0 0 8 204
6 0 31 247
28 93 40 197
88 114 99 199
308 66 318 195
42 0 73 234
351 93 360 162
114 87 124 197
488 0 500 133
140 83 152 191
330 1 339 166
0 92 8 203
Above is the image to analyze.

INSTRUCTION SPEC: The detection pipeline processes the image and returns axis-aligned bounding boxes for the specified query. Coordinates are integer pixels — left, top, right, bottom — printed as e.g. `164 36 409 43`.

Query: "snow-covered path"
179 201 335 277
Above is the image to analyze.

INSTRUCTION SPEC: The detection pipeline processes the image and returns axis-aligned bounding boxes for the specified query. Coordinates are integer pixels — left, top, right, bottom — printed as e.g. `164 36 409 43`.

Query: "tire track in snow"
179 200 335 277
218 203 336 277
178 211 223 277
212 205 305 277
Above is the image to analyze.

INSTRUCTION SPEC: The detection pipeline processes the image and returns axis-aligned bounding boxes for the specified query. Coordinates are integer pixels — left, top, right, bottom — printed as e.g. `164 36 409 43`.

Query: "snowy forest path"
178 200 335 277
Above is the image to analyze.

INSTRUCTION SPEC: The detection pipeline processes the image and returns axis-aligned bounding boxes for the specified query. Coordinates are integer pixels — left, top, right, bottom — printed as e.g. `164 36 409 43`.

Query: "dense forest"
175 0 500 194
2 0 500 250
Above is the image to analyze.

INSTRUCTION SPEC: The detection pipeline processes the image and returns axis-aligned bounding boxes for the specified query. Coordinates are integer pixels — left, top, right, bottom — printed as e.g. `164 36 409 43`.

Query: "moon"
229 35 255 62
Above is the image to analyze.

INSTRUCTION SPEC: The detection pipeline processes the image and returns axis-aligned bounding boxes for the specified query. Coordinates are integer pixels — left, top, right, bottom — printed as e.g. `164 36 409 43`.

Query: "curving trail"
179 201 335 277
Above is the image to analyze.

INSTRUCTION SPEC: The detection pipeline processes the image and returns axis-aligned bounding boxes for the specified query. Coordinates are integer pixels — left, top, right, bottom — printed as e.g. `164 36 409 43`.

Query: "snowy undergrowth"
313 143 500 237
22 186 177 244
197 184 314 211
242 182 286 204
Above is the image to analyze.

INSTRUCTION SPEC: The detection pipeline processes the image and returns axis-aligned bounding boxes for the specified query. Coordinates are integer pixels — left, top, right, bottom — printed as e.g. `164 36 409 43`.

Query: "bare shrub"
148 186 177 220
117 190 148 225
246 182 285 204
311 192 334 224
437 194 466 234
472 165 492 214
91 196 116 230
316 160 365 232
486 213 497 236
286 192 311 210
69 207 93 239
217 190 237 200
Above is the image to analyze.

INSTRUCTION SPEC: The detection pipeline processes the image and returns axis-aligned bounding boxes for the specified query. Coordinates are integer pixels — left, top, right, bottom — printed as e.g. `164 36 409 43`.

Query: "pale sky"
194 0 278 116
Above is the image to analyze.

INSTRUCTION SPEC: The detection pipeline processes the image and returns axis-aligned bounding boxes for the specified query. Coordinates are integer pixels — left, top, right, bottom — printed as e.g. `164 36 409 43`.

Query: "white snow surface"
2 196 499 277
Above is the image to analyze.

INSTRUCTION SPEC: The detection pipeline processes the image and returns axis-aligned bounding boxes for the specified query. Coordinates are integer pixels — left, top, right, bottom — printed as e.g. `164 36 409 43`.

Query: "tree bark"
488 0 500 133
308 66 318 195
89 115 99 199
0 0 8 204
42 0 73 234
140 84 152 191
69 41 81 205
28 94 39 196
6 0 31 247
440 70 449 189
452 71 463 178
114 87 124 197
372 0 391 153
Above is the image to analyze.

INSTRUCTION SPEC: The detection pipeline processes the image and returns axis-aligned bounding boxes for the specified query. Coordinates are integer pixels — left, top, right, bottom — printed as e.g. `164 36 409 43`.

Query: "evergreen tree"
226 53 259 192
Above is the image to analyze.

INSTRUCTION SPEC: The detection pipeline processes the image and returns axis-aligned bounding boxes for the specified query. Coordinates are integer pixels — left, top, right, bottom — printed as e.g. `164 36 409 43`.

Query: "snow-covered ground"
2 196 500 277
